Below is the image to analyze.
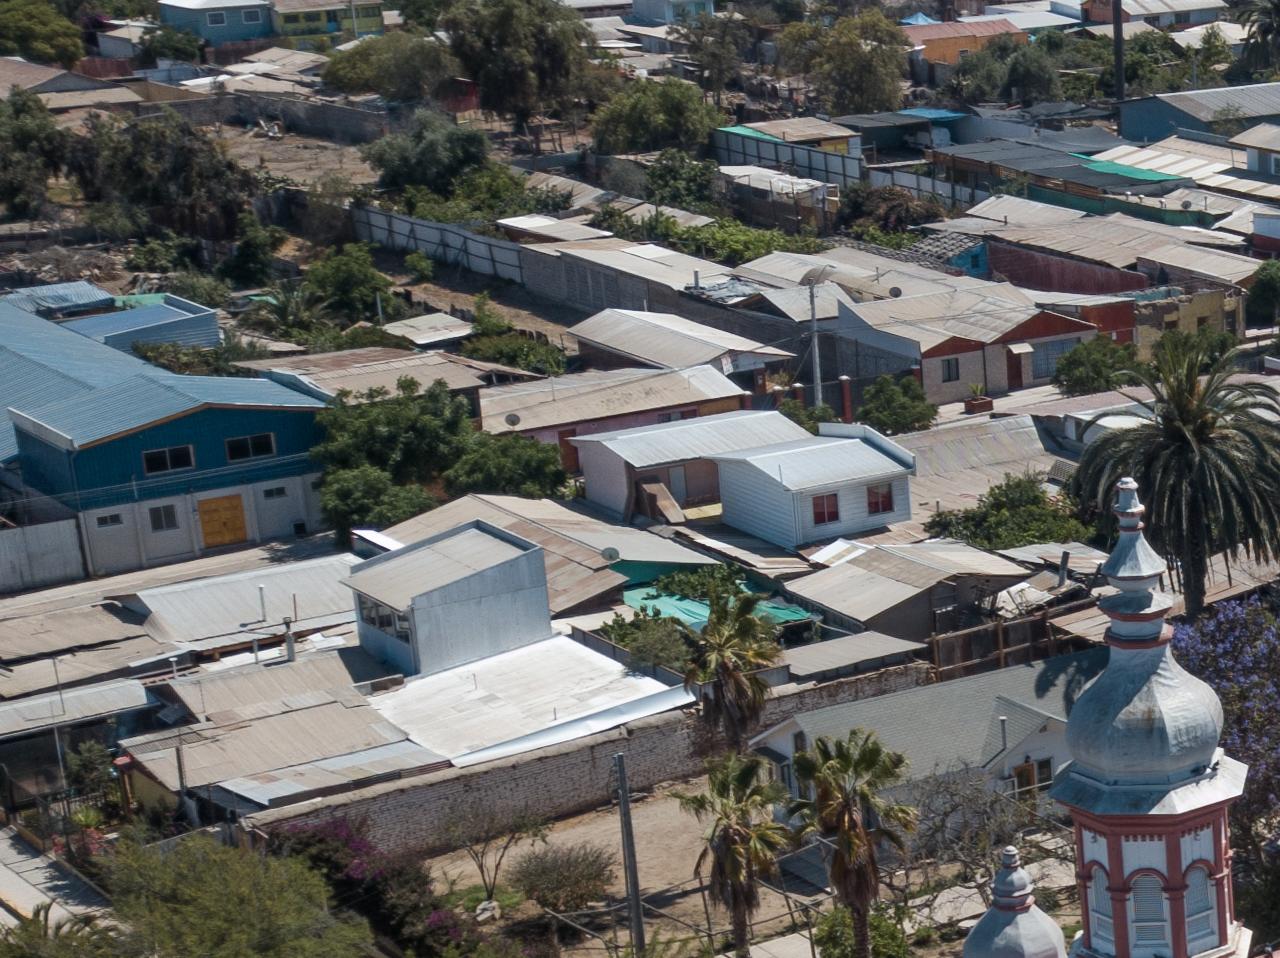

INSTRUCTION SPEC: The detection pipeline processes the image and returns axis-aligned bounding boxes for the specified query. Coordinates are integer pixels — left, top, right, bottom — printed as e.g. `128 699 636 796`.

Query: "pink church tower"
1049 478 1251 958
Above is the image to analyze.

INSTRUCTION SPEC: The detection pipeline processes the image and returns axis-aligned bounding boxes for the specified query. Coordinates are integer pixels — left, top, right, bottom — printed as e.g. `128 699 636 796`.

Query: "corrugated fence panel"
0 519 84 594
713 129 862 186
351 206 524 283
868 169 990 206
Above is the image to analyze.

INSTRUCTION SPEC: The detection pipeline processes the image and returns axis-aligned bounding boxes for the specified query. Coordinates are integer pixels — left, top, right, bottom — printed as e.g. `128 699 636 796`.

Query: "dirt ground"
211 127 378 186
426 775 810 955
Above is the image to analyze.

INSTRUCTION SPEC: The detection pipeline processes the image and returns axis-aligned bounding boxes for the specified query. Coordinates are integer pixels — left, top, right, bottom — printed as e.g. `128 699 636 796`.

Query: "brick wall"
242 662 932 852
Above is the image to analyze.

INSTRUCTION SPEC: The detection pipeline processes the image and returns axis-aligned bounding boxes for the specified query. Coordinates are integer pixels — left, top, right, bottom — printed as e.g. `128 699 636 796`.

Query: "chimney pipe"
1058 550 1070 589
999 715 1008 752
284 616 296 663
258 583 266 623
693 269 701 289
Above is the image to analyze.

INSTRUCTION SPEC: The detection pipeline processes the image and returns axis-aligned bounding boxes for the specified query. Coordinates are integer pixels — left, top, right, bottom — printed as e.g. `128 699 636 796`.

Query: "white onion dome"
1063 478 1224 786
963 847 1067 958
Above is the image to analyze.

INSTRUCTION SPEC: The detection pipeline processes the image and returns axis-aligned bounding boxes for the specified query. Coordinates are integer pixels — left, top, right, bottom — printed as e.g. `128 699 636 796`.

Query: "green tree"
0 902 119 958
1071 338 1280 617
946 47 1008 104
811 12 906 114
0 88 67 217
443 433 567 498
320 465 436 546
646 148 718 212
105 834 373 957
313 377 474 483
303 243 393 323
854 375 936 436
140 26 201 63
321 32 456 102
1247 258 1280 326
511 843 616 945
792 731 916 958
600 609 694 672
1242 0 1280 67
402 162 571 224
405 251 435 282
361 109 489 194
778 397 837 434
926 472 1089 550
674 754 790 958
667 218 826 266
592 80 724 154
66 741 115 795
161 271 231 308
219 212 285 287
0 0 82 66
462 333 566 374
680 589 780 750
440 0 590 142
813 904 909 958
671 11 748 105
1051 335 1135 397
246 279 335 339
776 20 823 75
1001 45 1061 105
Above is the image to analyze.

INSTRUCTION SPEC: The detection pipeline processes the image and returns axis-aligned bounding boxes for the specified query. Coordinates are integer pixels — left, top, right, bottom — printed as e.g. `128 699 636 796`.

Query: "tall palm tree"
1241 0 1280 68
674 753 791 958
1072 336 1280 618
791 731 917 958
680 588 781 750
0 902 119 958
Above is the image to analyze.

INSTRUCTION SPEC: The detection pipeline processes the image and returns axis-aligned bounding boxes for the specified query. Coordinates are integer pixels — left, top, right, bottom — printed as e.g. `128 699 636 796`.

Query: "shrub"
510 842 616 913
405 250 435 282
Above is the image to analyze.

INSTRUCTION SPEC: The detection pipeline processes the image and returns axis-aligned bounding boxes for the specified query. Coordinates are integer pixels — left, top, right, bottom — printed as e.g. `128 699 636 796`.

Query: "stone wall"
242 662 932 852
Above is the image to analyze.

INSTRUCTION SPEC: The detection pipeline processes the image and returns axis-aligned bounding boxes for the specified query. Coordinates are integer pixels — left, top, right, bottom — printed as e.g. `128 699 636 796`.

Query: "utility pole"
1112 0 1125 102
614 753 646 956
809 282 822 408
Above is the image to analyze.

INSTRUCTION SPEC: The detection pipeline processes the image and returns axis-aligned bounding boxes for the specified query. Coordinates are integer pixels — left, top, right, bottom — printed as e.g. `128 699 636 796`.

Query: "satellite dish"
889 287 903 299
1181 200 1193 211
504 412 521 427
600 546 621 563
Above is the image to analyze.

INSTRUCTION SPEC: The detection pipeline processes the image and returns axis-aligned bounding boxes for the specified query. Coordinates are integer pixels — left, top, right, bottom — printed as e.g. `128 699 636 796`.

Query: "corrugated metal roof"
780 633 924 680
558 244 731 291
1 281 114 316
903 17 1021 40
344 525 531 610
1229 122 1280 151
991 213 1242 270
570 409 812 468
844 284 1041 351
0 679 150 739
710 436 909 491
62 300 219 350
720 166 828 194
498 214 612 242
380 313 474 347
753 649 1107 774
1117 0 1224 14
479 365 743 434
570 309 791 369
1090 137 1280 202
1151 81 1280 123
742 117 856 142
786 564 928 620
1136 242 1262 285
126 554 361 643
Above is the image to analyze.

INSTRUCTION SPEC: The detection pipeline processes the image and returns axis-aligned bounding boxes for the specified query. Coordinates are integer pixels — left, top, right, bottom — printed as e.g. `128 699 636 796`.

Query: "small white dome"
1067 645 1224 784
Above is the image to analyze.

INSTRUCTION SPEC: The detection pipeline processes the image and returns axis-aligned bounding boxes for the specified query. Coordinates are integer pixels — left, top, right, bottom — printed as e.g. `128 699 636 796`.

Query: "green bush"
405 250 435 282
462 333 565 375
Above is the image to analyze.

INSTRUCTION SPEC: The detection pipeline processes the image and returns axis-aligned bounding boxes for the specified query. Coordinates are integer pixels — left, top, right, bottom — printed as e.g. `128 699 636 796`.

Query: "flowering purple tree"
1173 598 1280 855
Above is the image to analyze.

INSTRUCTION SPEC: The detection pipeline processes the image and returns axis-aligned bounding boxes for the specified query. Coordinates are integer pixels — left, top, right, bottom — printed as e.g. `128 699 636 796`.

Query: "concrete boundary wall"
0 519 85 595
243 661 931 851
868 169 989 207
352 206 525 283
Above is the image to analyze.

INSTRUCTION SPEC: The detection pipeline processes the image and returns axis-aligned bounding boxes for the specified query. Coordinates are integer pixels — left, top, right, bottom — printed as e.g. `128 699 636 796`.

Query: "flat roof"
780 633 924 681
368 635 674 761
379 313 474 347
740 116 855 142
236 347 532 397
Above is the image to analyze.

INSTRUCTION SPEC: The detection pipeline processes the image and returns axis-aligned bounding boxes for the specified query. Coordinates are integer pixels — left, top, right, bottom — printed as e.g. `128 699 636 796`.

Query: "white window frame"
1184 866 1217 950
263 486 288 500
1089 866 1114 948
96 513 123 528
241 7 262 21
1129 874 1169 954
206 10 226 25
149 504 180 533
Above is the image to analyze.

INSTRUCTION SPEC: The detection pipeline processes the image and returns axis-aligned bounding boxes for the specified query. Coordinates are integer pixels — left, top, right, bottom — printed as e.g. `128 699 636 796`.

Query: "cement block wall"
243 661 931 851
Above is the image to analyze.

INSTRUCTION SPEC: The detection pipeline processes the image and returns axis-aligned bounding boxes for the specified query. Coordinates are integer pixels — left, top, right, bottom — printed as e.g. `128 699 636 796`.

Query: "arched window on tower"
1089 866 1113 947
1130 874 1169 954
1185 866 1218 951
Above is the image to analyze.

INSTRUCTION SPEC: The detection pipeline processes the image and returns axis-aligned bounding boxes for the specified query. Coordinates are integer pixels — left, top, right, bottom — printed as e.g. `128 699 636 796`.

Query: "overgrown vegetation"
133 336 269 376
925 473 1091 550
590 207 826 267
592 79 725 155
854 375 937 436
322 31 456 102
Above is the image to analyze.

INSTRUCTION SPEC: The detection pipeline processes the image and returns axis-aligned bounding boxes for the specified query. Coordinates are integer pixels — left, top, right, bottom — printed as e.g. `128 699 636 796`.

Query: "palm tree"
680 588 781 750
1241 0 1280 68
0 902 119 957
674 753 791 958
791 731 917 958
1072 336 1280 618
247 279 334 337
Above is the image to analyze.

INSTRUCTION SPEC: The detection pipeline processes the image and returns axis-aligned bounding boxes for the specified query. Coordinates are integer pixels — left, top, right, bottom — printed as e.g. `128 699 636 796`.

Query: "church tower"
963 845 1068 958
1047 477 1251 958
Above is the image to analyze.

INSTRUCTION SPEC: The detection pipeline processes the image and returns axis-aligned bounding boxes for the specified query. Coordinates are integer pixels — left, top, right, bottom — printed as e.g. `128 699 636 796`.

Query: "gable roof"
0 58 67 92
842 284 1049 352
570 409 812 468
569 309 793 369
902 17 1021 41
753 649 1107 775
1148 81 1280 123
709 436 910 491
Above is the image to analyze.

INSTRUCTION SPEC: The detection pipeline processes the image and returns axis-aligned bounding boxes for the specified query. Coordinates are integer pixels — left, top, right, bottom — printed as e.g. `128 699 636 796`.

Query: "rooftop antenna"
258 583 266 623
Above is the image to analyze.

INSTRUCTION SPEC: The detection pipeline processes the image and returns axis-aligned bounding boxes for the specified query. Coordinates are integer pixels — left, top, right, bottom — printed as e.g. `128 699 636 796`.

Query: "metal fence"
713 128 863 186
351 206 525 283
869 169 990 207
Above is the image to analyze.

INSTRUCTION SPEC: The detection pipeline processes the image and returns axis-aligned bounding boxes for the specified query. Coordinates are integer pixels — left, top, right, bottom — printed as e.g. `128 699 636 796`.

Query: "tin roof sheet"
1090 137 1280 202
1150 81 1280 123
741 117 855 142
379 313 474 346
569 309 791 368
903 17 1021 40
779 632 924 680
570 409 812 468
0 679 151 739
479 366 743 434
844 284 1040 350
2 281 114 315
1228 122 1280 151
709 436 909 491
1135 242 1262 285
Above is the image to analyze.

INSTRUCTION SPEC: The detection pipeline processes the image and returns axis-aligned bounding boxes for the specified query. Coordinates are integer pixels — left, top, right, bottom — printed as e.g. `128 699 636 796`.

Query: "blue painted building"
1117 82 1280 142
0 302 325 577
62 294 220 352
631 0 712 22
1 281 115 319
158 0 272 45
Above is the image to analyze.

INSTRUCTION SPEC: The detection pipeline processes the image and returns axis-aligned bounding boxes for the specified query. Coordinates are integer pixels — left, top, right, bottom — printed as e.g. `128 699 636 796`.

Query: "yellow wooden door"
198 495 247 548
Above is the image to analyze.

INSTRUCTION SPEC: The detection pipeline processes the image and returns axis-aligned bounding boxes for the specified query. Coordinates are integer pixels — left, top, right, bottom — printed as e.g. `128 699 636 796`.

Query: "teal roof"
1081 159 1184 182
718 124 783 142
623 585 812 631
898 107 969 122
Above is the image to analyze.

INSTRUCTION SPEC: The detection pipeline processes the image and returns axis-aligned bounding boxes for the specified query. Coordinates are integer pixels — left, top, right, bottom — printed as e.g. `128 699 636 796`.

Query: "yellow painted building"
271 0 383 45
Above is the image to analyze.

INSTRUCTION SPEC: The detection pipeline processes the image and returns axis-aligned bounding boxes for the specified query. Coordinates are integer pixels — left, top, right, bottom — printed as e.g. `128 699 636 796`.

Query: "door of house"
1012 761 1036 795
668 465 687 504
198 495 248 549
1006 348 1024 390
557 428 579 473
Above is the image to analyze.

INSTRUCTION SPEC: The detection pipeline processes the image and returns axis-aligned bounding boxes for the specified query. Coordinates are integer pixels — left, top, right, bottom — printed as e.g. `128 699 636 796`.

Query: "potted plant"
964 382 993 414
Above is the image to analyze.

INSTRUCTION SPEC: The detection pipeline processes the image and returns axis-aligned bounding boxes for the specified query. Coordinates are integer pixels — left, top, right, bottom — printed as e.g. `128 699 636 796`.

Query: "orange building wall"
923 31 1027 65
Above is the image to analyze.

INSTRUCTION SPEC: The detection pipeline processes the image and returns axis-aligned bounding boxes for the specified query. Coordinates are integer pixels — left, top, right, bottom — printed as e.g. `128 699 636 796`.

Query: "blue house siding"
18 407 322 511
63 302 220 352
158 1 273 44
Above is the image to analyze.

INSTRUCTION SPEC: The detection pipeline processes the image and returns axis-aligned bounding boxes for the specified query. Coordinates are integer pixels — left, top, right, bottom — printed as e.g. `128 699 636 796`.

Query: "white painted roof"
570 409 812 468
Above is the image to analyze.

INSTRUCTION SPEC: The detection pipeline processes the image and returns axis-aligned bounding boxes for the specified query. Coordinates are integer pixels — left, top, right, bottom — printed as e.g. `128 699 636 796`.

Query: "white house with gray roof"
750 648 1107 805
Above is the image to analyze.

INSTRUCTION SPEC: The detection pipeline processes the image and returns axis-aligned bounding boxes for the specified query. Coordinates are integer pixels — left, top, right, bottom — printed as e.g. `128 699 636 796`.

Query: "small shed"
62 294 219 352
